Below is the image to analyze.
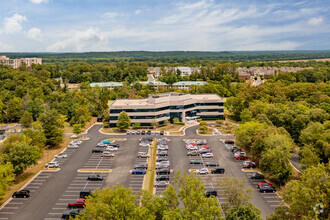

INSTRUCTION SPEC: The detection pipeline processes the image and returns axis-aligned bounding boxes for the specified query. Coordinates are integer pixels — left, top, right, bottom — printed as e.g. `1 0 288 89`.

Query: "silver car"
45 162 59 168
154 181 169 187
54 153 67 158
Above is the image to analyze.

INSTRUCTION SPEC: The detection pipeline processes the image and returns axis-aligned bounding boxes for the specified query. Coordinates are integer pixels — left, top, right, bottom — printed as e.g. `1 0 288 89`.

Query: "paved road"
0 124 279 220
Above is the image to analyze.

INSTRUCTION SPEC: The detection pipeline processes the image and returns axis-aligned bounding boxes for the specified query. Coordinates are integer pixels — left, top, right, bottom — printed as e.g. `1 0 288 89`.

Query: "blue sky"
0 0 329 52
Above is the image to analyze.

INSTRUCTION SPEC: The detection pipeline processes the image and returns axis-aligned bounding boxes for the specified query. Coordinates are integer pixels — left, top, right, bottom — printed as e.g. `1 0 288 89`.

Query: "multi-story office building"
0 56 42 68
109 92 224 127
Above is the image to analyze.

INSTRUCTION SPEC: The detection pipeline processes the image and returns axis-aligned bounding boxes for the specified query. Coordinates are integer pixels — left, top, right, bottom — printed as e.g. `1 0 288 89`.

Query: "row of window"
110 102 223 113
110 113 170 120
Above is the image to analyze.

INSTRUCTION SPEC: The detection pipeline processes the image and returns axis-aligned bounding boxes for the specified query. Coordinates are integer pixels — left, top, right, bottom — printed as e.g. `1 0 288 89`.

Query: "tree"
225 97 245 121
173 117 180 124
225 205 261 220
116 111 131 130
0 162 15 199
1 135 42 175
6 97 22 122
73 124 82 136
23 121 46 149
164 120 170 126
133 122 140 129
20 111 33 128
240 109 253 123
151 119 159 128
235 121 265 150
38 109 65 147
103 114 110 128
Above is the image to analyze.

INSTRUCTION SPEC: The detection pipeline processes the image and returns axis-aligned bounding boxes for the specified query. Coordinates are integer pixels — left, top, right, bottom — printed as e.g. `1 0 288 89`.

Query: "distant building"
90 82 123 90
0 56 42 69
109 92 224 127
148 66 200 78
172 81 207 90
134 81 168 89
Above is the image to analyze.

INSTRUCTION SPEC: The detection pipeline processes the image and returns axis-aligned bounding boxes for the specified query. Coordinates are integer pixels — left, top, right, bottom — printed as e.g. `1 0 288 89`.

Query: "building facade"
109 92 224 127
0 56 42 69
90 82 123 90
172 81 207 90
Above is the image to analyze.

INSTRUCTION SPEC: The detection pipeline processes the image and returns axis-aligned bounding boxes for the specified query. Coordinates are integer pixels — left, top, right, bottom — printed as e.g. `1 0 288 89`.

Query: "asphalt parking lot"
0 124 280 219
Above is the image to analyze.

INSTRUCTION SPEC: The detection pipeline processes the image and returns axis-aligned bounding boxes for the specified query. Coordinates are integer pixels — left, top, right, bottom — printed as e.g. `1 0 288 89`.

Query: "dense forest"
1 50 330 65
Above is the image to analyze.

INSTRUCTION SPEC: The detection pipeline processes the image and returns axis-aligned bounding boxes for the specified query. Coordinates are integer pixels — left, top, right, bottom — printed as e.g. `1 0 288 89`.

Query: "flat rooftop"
111 93 222 107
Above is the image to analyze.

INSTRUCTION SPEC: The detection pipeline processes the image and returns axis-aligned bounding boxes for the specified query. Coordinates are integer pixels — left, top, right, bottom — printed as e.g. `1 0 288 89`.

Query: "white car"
71 139 82 145
156 161 170 167
185 140 196 145
139 143 150 147
201 153 214 158
195 168 209 175
45 162 59 168
157 145 168 150
54 153 67 158
67 144 78 149
106 146 118 151
186 145 198 151
102 151 115 157
137 152 150 158
97 143 107 147
154 181 169 187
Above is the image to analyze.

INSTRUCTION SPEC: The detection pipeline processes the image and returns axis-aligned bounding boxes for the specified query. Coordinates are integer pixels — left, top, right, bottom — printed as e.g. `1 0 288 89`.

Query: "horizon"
0 0 329 52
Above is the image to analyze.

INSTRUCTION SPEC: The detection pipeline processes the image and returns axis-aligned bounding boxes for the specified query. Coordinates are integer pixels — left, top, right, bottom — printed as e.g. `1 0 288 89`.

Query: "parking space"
43 172 108 220
155 138 172 195
0 172 55 220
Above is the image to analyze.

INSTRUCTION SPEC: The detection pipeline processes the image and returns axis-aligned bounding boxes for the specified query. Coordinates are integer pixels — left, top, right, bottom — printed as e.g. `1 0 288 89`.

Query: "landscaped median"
142 139 157 194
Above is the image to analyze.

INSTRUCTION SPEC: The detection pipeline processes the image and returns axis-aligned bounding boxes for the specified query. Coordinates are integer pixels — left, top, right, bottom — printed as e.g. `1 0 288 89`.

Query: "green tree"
133 122 140 129
173 117 180 124
240 108 253 123
23 121 47 149
116 111 131 130
20 111 34 128
225 97 245 121
225 205 261 220
73 124 82 136
103 114 110 128
0 162 15 199
164 119 170 126
6 97 22 122
235 121 265 150
38 109 65 147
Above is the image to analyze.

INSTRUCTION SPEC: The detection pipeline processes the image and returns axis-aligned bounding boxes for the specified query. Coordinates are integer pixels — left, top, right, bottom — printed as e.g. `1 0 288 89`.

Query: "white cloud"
26 27 42 41
308 17 324 26
47 27 108 52
3 13 27 34
0 42 15 52
102 12 125 19
30 0 49 4
135 10 141 15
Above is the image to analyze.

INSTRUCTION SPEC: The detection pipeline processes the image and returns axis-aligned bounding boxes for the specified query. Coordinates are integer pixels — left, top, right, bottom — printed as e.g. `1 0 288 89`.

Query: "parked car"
67 198 85 208
187 151 200 156
109 143 120 148
157 151 168 156
156 175 170 181
79 190 92 199
204 161 219 167
134 164 148 170
137 152 150 158
0 129 5 135
136 131 141 135
126 130 130 135
101 140 111 145
199 145 210 149
12 190 30 198
139 142 150 147
259 185 276 193
198 149 212 154
106 146 118 151
17 129 22 133
186 145 198 151
71 139 82 145
257 181 272 189
156 168 171 175
156 164 169 169
87 174 103 181
154 181 169 187
242 161 256 169
195 168 209 175
132 169 146 175
190 160 203 164
62 209 80 219
224 140 235 145
235 154 247 160
131 130 136 135
45 162 59 168
160 131 164 135
55 153 68 158
211 168 225 174
157 145 168 150
0 135 5 140
196 140 207 145
205 189 217 197
92 148 103 153
250 172 264 179
156 158 168 162
11 129 16 133
102 151 115 157
141 130 146 135
67 144 78 149
201 152 214 158
157 161 170 166
147 130 151 135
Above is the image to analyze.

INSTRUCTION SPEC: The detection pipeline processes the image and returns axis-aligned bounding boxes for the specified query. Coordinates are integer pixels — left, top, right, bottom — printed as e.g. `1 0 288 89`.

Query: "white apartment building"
0 56 42 69
109 92 224 127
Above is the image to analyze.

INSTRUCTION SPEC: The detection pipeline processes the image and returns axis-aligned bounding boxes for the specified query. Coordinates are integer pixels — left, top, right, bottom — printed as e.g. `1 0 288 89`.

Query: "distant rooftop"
90 82 123 87
172 81 207 86
135 81 168 86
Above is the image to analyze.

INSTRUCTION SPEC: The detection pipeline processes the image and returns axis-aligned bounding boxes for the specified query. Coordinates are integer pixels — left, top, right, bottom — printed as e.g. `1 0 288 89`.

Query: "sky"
0 0 329 52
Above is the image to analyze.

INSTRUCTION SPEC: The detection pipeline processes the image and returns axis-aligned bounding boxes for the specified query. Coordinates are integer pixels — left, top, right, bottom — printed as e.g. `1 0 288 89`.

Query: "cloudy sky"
0 0 329 52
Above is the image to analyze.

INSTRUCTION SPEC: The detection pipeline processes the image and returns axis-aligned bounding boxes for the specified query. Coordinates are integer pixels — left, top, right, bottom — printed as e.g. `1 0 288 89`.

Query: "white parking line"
29 182 43 185
59 199 74 201
270 204 281 207
7 202 23 205
264 196 279 199
0 218 9 220
267 200 280 203
0 212 13 215
2 207 19 209
67 187 84 189
26 186 40 189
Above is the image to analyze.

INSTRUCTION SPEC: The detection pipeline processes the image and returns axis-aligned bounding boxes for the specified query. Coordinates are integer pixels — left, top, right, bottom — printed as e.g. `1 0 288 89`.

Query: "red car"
199 145 209 149
235 154 247 160
257 181 272 189
67 198 85 208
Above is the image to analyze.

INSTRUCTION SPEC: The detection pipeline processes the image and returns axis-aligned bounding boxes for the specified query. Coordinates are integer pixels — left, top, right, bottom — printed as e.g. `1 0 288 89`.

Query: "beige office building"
0 56 42 69
109 92 224 127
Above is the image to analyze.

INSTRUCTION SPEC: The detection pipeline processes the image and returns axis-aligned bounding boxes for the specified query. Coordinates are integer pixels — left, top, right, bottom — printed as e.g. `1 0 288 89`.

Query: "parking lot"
0 124 281 219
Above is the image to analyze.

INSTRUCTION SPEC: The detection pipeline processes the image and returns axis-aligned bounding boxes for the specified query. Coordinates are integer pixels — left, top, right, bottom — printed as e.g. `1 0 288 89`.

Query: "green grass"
143 139 157 194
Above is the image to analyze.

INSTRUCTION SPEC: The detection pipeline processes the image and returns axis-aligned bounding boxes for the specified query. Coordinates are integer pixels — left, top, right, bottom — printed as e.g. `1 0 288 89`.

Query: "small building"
172 81 207 90
135 81 168 89
90 82 123 90
109 92 224 127
0 56 42 69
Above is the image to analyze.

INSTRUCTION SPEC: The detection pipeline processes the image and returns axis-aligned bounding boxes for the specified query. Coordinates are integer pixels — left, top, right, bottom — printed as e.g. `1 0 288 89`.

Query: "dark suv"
251 173 264 179
92 148 103 153
205 189 217 197
156 168 170 175
12 190 30 198
211 168 225 174
87 174 103 181
134 164 148 170
156 175 170 181
79 190 93 198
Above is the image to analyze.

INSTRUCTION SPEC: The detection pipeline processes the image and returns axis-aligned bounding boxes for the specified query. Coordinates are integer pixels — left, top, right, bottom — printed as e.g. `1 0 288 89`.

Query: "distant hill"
1 50 330 64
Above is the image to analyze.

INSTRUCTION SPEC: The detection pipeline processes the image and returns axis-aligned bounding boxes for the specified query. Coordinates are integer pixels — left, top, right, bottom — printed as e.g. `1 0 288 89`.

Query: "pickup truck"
67 198 85 208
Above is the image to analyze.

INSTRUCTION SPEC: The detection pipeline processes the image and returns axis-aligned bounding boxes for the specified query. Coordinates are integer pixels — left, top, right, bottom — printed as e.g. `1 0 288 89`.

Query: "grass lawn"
143 139 157 194
0 137 71 206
